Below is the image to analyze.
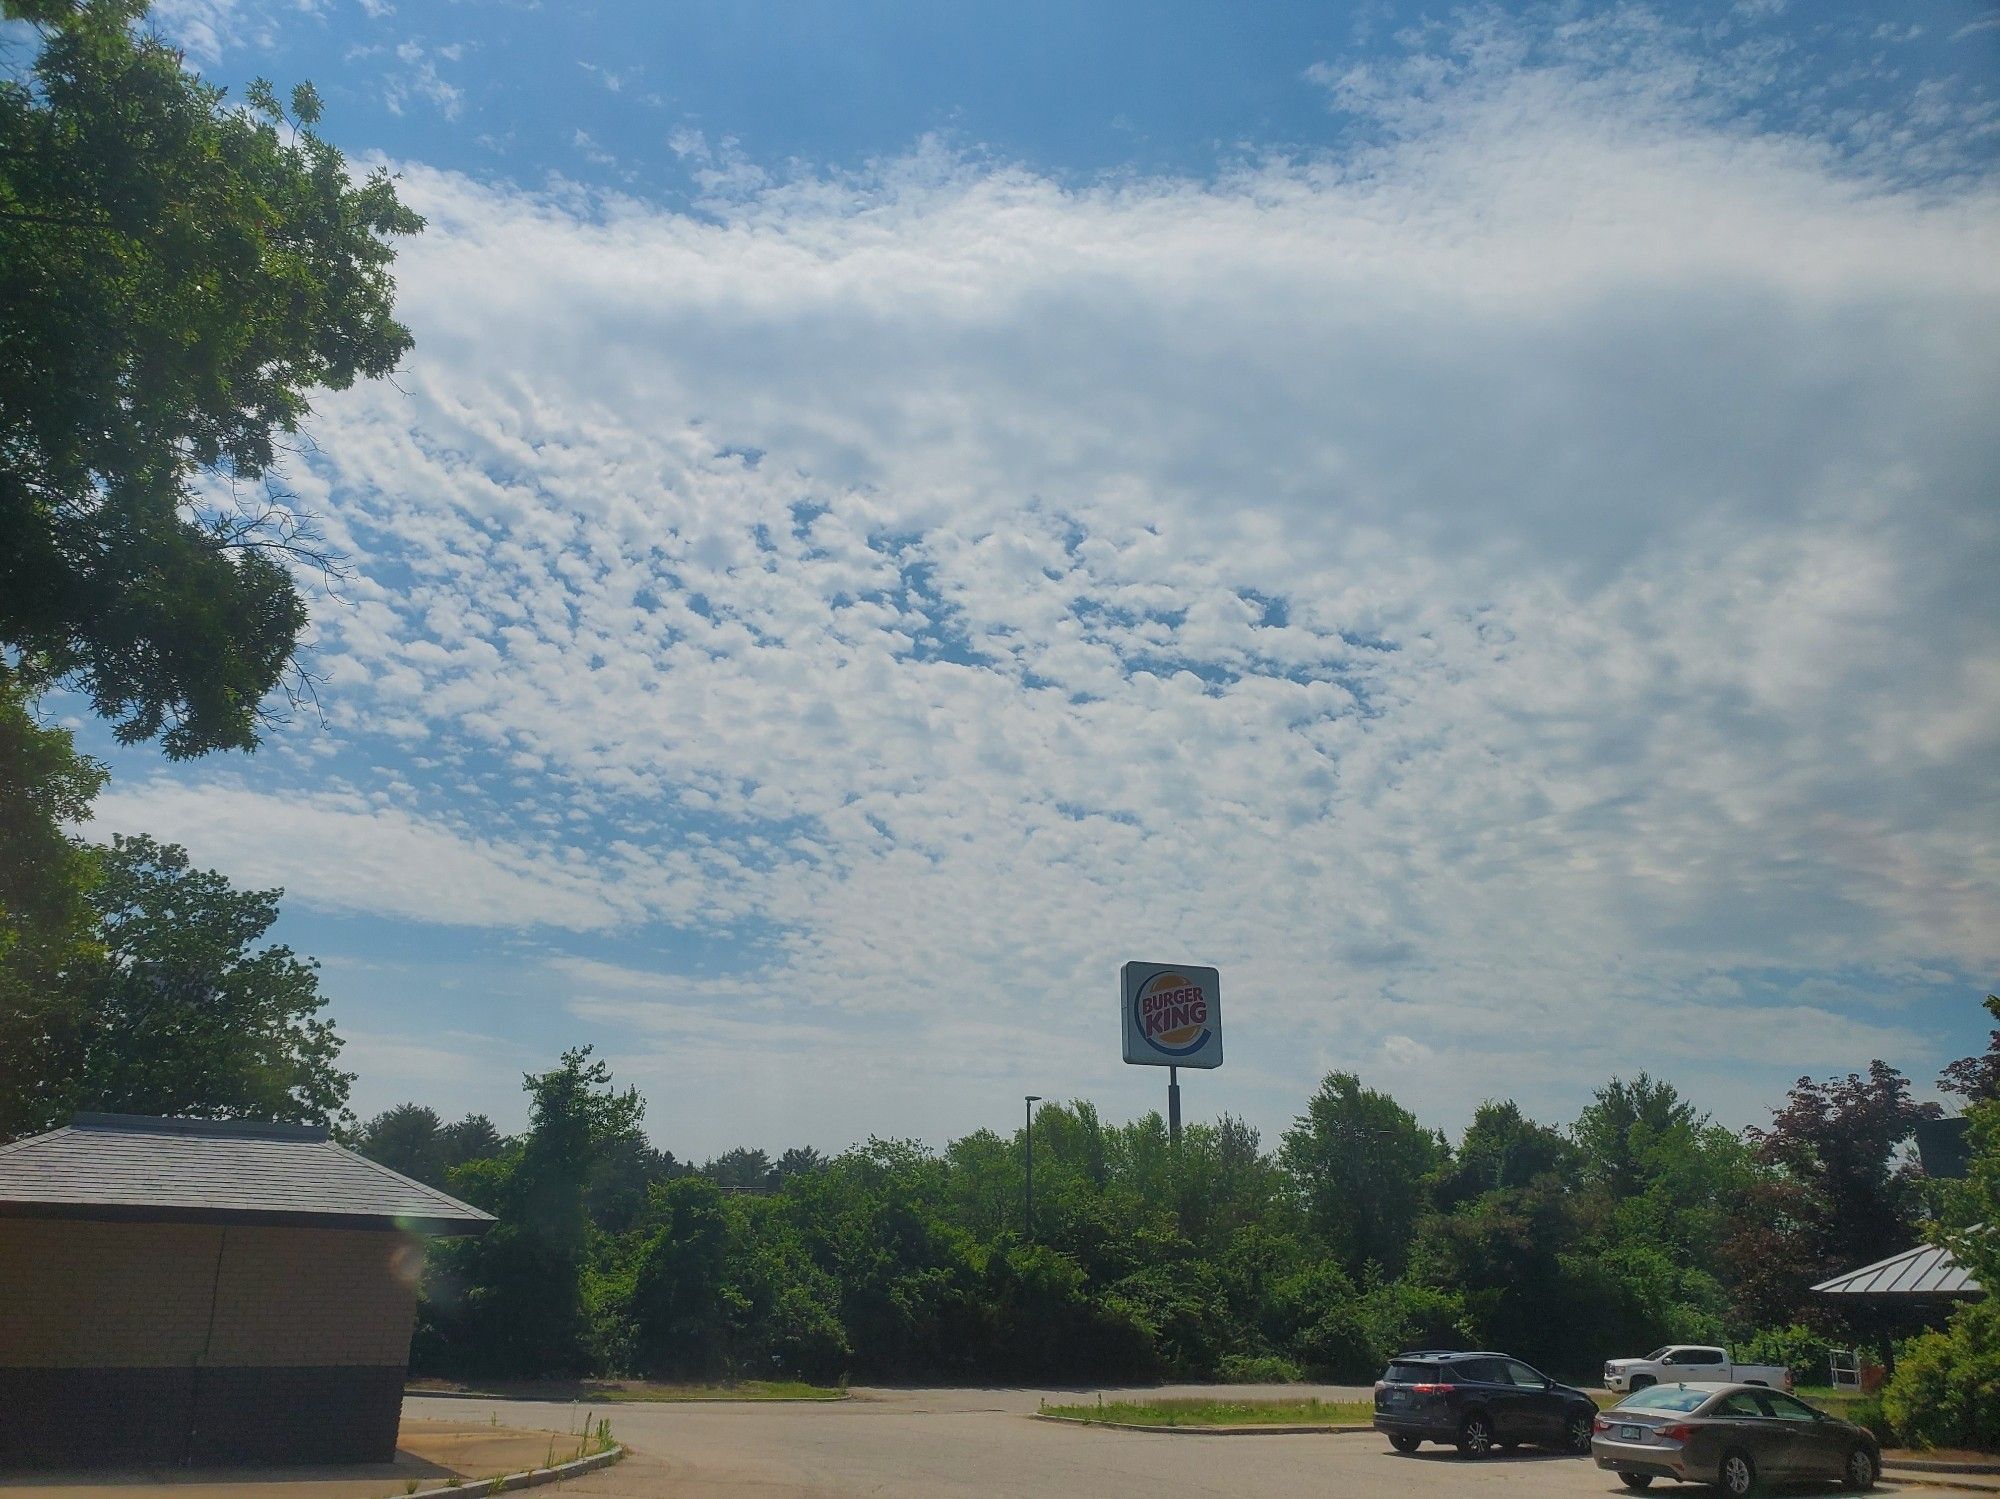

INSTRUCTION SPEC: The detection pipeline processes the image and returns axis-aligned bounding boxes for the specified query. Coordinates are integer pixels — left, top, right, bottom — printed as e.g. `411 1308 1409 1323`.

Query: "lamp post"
1024 1095 1042 1240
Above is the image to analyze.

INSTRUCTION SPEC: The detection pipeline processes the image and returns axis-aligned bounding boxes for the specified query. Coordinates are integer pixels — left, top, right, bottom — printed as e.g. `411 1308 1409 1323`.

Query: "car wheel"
1843 1445 1878 1491
1629 1375 1656 1392
1457 1412 1494 1459
1565 1408 1595 1454
1618 1476 1655 1492
1720 1448 1758 1497
1388 1435 1420 1454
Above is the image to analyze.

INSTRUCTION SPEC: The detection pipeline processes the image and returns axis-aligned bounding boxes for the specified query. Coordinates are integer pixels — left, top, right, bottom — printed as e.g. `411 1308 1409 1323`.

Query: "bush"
1882 1301 2000 1452
1217 1352 1305 1383
1739 1324 1845 1388
1843 1395 1895 1445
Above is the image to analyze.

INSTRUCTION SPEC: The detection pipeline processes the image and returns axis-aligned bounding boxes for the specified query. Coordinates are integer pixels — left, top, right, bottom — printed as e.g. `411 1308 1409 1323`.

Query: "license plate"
1618 1425 1644 1441
1387 1391 1410 1405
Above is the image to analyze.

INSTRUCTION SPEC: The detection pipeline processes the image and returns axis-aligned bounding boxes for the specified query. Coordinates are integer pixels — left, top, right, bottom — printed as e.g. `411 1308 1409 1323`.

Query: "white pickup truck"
1602 1345 1790 1393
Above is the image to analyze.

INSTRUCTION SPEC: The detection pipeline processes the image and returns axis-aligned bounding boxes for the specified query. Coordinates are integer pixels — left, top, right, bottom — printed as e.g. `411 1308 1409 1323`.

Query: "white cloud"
383 40 463 120
93 781 626 930
176 10 2000 1146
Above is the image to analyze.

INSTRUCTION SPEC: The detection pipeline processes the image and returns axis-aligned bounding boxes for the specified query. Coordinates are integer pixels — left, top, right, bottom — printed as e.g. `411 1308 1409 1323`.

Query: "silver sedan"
1590 1381 1881 1495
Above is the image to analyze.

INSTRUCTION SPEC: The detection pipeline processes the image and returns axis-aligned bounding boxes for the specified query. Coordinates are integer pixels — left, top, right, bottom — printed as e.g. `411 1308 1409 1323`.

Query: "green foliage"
1 833 349 1137
1938 995 2000 1105
0 675 107 1140
407 1014 2000 1393
628 1177 743 1374
423 1050 642 1377
1215 1352 1304 1383
1738 1325 1847 1389
1436 1100 1575 1208
0 0 420 755
1930 1005 2000 1299
1279 1071 1442 1278
1881 1300 2000 1451
355 1104 508 1188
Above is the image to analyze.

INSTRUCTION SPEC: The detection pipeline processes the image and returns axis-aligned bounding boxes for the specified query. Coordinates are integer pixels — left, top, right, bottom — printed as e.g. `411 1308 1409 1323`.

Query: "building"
0 1113 492 1468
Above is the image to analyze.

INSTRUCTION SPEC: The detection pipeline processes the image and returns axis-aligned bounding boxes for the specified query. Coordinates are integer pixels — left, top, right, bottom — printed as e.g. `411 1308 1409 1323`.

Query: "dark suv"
1374 1350 1598 1458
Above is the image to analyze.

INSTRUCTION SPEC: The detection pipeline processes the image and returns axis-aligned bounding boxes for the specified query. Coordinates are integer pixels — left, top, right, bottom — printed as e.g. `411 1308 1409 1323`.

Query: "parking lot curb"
1031 1414 1372 1436
1883 1457 2000 1487
407 1388 852 1404
405 1442 624 1497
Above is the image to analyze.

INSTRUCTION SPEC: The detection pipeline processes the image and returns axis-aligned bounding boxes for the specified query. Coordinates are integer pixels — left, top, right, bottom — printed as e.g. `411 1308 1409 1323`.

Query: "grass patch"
408 1377 845 1403
1039 1396 1373 1427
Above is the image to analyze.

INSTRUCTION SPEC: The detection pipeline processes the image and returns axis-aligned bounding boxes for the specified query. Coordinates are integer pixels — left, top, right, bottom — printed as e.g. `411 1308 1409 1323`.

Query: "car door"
1500 1359 1562 1443
1679 1348 1728 1384
1458 1358 1525 1441
1756 1389 1842 1480
1711 1390 1789 1477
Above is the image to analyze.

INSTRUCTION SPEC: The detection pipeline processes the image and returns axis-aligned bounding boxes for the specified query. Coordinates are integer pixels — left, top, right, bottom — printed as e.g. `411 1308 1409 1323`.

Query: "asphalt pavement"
401 1386 1994 1499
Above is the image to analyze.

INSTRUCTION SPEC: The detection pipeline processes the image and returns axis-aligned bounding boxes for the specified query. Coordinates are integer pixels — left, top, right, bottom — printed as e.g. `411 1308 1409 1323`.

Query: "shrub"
1842 1394 1895 1445
1881 1301 2000 1452
1217 1352 1305 1383
1739 1324 1846 1388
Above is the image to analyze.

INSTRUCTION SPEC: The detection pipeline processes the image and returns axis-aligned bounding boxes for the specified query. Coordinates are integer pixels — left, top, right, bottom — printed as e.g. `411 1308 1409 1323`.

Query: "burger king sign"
1121 960 1223 1069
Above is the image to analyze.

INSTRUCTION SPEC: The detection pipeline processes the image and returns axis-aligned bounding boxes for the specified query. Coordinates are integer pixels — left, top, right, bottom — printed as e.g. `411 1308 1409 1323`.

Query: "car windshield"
1643 1347 1671 1360
1383 1362 1443 1384
1619 1387 1710 1413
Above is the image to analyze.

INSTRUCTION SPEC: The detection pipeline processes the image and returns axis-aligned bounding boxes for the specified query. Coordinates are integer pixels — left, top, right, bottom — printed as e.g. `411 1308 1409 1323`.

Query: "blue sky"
48 0 2000 1154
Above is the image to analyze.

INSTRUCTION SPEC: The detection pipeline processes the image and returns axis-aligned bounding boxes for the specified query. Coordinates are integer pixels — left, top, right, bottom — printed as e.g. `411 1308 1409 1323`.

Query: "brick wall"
0 1217 422 1466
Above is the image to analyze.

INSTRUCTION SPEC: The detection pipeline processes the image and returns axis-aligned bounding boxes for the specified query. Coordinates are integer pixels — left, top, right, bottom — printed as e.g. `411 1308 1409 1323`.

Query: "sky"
41 0 2000 1156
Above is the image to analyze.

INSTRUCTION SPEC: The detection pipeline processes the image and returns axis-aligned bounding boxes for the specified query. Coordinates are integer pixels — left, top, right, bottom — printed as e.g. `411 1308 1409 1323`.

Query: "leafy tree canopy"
1279 1071 1443 1278
0 0 421 755
0 833 351 1138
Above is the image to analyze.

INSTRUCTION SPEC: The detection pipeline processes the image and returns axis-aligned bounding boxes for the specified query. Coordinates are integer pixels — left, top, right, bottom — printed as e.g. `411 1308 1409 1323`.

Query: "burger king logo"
1134 971 1212 1057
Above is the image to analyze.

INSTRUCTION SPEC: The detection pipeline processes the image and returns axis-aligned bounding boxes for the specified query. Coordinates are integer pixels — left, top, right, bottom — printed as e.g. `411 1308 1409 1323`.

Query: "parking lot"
402 1386 1995 1499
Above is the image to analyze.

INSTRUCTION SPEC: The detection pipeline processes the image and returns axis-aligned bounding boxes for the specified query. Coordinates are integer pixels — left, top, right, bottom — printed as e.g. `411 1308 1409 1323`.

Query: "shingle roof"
1811 1240 1983 1300
0 1115 494 1235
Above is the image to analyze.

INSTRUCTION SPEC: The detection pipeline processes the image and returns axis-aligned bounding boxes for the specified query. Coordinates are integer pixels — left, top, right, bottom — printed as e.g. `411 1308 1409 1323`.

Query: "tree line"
352 1010 1998 1448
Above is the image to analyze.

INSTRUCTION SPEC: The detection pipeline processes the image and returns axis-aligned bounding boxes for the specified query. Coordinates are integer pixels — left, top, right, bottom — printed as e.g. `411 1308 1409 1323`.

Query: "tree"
0 678 106 1139
628 1177 742 1374
586 1125 684 1235
1436 1100 1574 1209
426 1049 642 1376
356 1103 448 1184
1279 1072 1443 1277
1726 1061 1941 1328
1 0 421 755
1939 995 2000 1105
1573 1074 1699 1200
0 834 349 1138
704 1146 776 1190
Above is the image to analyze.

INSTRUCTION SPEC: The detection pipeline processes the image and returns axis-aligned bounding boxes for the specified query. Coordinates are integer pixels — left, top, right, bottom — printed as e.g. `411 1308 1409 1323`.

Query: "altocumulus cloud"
107 15 1999 1142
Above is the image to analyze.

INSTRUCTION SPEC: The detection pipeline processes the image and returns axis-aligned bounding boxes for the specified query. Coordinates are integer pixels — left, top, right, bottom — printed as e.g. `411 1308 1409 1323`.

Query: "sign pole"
1121 959 1217 1158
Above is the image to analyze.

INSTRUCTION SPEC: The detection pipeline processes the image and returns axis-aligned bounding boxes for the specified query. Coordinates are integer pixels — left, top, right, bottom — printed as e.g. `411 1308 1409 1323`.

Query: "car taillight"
1657 1423 1695 1443
1593 1416 1611 1433
1409 1383 1451 1395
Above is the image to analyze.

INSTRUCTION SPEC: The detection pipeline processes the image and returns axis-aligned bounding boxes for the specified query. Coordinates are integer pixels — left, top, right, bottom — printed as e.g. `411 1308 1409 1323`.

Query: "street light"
1024 1095 1042 1241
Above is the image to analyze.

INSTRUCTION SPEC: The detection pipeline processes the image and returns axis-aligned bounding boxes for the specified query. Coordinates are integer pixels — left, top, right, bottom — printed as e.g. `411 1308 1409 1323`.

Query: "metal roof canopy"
0 1113 494 1235
1811 1241 1982 1302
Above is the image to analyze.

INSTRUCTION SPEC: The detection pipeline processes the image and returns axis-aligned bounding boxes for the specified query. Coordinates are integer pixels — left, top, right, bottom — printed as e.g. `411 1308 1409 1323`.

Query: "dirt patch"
0 1417 600 1499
